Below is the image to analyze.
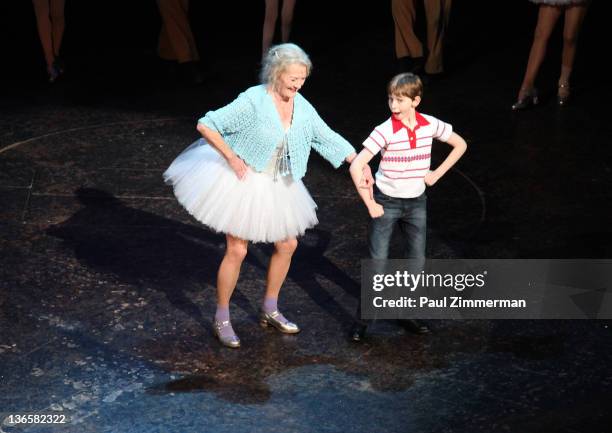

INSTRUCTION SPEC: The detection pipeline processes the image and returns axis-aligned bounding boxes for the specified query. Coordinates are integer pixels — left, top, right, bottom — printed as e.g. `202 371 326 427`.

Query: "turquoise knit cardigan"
198 84 355 180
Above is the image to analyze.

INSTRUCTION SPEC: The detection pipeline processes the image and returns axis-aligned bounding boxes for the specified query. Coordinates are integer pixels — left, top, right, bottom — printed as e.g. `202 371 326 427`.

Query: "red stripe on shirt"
385 145 432 152
388 136 433 145
381 173 426 180
367 135 385 149
381 166 430 173
438 123 447 139
373 128 386 145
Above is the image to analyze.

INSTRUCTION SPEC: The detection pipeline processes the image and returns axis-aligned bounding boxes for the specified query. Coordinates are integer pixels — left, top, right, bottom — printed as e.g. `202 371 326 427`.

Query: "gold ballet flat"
213 319 241 348
259 310 300 334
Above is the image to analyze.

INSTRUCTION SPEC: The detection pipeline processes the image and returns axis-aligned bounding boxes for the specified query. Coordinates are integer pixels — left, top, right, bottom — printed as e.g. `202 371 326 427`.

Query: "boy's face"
388 92 420 122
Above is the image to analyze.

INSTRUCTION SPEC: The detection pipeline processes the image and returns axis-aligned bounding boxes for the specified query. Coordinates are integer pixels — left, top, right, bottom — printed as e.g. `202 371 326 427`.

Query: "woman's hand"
368 202 384 218
228 154 248 180
347 153 374 188
359 164 375 201
360 164 374 188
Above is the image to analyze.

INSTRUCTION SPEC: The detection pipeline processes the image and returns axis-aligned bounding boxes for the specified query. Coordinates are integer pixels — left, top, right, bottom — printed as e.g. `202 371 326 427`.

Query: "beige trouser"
157 0 199 63
391 0 452 73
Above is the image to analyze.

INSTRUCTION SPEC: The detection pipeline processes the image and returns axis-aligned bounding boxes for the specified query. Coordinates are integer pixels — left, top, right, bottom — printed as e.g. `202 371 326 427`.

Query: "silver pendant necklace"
272 104 293 182
273 134 291 181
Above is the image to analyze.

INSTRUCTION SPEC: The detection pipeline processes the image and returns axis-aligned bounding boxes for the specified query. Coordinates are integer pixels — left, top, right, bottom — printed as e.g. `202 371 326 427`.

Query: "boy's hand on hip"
424 170 439 186
368 202 384 218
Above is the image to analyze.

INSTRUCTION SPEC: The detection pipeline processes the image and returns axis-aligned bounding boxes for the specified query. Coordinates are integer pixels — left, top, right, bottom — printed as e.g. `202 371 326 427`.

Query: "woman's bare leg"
280 0 296 42
262 0 279 57
216 234 248 309
260 237 299 332
517 5 562 99
32 0 54 69
50 0 66 58
213 234 248 345
263 238 298 305
558 3 588 91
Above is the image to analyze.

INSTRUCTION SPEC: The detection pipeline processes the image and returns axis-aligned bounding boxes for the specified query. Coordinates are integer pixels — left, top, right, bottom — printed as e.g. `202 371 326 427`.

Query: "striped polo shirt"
363 113 452 198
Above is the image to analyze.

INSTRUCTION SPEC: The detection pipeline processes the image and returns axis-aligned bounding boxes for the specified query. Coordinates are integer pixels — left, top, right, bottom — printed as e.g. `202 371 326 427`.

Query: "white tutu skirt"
163 139 318 243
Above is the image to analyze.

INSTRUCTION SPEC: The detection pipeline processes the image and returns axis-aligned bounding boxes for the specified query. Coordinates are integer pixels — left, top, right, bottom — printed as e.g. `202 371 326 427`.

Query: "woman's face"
273 63 308 100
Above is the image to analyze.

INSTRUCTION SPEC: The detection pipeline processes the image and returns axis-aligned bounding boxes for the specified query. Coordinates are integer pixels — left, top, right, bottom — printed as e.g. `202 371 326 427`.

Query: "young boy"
349 73 467 341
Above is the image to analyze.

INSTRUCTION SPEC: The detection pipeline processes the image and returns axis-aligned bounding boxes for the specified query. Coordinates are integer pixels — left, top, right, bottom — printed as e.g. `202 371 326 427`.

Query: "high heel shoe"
259 310 300 334
47 63 60 83
511 88 539 111
212 319 241 348
350 323 367 342
53 57 65 74
557 82 571 106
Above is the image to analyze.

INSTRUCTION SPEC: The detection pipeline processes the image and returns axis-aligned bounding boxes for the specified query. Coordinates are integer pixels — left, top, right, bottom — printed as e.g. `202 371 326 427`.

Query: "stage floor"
1 1 611 432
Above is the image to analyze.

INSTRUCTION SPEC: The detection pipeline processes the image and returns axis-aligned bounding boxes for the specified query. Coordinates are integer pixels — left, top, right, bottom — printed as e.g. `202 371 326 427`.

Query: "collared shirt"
363 113 453 198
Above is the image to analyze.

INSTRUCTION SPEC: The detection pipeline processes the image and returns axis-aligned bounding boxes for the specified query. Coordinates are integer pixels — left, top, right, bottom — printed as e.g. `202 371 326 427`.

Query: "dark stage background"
1 2 611 433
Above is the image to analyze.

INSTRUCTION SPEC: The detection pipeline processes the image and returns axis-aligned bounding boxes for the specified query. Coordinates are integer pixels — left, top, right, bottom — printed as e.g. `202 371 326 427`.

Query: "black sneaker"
398 319 431 335
350 323 368 342
178 61 204 86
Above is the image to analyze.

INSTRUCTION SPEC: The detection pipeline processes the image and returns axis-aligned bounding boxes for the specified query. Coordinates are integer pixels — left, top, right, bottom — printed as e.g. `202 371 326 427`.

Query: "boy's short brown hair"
387 73 423 99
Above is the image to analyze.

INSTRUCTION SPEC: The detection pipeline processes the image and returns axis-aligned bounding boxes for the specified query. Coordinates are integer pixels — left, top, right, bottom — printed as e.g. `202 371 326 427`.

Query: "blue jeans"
355 188 427 326
368 188 427 261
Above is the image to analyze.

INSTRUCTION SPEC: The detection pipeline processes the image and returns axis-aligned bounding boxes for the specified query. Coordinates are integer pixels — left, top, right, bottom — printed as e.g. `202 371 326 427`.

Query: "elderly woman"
164 43 370 348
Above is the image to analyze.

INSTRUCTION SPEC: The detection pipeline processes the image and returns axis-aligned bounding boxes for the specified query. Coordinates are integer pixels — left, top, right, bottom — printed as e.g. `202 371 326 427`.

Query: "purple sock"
215 306 230 323
214 306 237 340
262 297 278 313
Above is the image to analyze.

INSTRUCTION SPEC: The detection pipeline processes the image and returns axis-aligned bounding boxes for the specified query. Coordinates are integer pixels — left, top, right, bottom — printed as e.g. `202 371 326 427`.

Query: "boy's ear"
412 95 422 108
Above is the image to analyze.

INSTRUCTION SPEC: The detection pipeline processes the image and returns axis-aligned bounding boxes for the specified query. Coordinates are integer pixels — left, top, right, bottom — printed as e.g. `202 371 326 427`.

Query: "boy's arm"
349 149 384 218
425 132 467 186
346 152 374 187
